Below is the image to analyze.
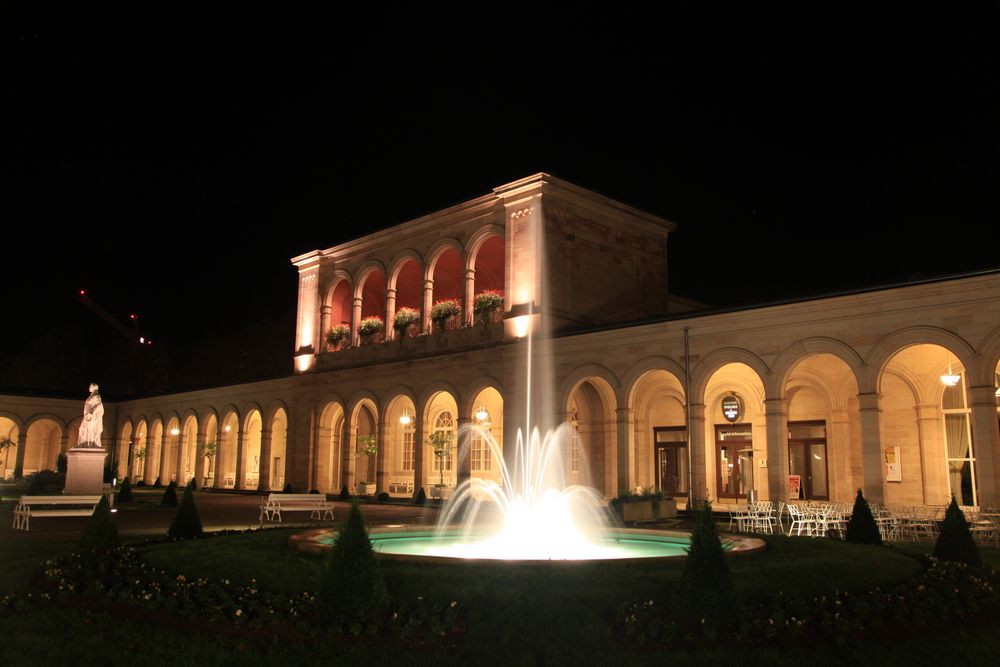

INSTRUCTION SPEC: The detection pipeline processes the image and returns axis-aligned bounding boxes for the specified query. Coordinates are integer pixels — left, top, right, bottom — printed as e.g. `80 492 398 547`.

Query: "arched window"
471 408 492 472
432 410 454 473
401 419 415 471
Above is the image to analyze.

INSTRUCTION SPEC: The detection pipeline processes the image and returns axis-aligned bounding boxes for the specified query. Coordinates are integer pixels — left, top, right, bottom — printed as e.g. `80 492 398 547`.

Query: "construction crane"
76 289 152 346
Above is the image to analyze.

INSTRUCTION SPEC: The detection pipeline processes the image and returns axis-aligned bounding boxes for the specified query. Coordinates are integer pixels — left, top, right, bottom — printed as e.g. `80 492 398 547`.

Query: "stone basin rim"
288 525 767 562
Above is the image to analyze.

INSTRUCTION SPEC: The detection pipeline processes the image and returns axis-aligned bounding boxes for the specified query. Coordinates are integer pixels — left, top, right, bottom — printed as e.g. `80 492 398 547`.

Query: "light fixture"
504 301 536 339
170 427 180 436
224 425 231 433
399 409 411 426
475 405 489 422
940 358 961 387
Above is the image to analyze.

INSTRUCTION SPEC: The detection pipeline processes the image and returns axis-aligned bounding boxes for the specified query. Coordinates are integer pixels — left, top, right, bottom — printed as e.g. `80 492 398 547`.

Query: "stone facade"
2 174 999 508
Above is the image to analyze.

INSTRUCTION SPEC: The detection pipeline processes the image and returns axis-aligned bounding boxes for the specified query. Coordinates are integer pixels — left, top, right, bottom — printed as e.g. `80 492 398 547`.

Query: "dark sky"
5 8 998 397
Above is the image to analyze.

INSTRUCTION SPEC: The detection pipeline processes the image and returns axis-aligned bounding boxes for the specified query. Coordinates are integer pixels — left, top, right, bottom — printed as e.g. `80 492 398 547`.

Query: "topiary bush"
79 495 119 553
135 479 146 487
167 483 204 540
188 477 197 491
153 477 162 489
339 484 351 501
283 482 293 493
845 489 882 545
161 480 178 507
675 500 734 626
415 487 427 506
376 491 390 503
117 477 133 503
56 453 68 474
309 488 320 494
933 495 981 567
321 502 387 622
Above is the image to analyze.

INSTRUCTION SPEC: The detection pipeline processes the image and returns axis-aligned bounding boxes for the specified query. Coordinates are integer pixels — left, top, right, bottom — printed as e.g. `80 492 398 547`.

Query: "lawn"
1 506 998 666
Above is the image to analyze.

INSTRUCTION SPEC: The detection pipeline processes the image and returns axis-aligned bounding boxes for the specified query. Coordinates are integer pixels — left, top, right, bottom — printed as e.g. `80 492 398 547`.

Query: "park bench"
259 493 335 523
387 475 414 495
13 495 103 531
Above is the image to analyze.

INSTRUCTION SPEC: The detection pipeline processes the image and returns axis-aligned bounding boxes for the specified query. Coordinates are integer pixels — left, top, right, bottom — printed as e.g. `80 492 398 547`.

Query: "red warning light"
129 314 137 320
79 289 87 296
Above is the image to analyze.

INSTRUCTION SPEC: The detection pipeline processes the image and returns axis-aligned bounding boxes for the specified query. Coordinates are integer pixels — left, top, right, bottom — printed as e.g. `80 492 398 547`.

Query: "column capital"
386 287 397 297
688 403 706 421
857 392 882 412
764 398 788 415
968 385 1000 407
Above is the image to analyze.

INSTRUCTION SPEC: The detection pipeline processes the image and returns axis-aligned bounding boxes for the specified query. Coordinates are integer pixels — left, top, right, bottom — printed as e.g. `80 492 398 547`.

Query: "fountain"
291 208 763 561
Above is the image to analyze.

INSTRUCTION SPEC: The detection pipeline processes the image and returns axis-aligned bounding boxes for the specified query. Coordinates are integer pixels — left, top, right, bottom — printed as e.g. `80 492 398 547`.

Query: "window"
432 411 454 472
942 372 976 505
401 421 414 471
471 409 492 471
569 403 580 473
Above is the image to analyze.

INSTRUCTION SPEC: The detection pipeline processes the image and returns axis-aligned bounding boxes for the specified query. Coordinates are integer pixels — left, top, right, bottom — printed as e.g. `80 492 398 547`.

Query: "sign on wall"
788 474 802 499
721 394 743 423
884 446 902 482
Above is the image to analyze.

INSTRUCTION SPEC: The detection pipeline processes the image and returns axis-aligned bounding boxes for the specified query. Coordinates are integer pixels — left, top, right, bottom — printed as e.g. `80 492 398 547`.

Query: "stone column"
257 428 273 491
422 279 434 334
320 304 331 348
615 407 634 496
158 433 169 483
351 296 363 347
456 416 473 488
765 398 790 502
175 431 186 485
385 287 397 341
194 431 207 486
464 268 476 326
341 422 356 491
688 403 707 504
234 429 247 490
375 425 388 493
828 409 853 501
14 430 27 478
858 392 886 504
969 385 1000 507
915 404 946 504
211 426 223 489
413 413 426 498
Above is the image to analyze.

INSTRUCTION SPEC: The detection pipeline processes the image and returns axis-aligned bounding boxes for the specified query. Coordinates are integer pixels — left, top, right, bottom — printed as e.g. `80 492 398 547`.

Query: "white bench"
387 475 414 495
260 493 335 522
13 495 103 531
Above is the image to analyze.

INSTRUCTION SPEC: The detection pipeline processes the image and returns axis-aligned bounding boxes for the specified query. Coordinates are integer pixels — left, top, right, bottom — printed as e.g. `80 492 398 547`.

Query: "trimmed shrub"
339 484 351 501
309 488 320 494
188 477 197 491
27 470 64 495
845 489 882 545
283 482 293 493
415 486 427 506
167 484 204 540
376 491 390 503
135 480 146 487
153 477 162 489
676 500 734 625
161 481 178 507
117 477 133 503
321 502 387 621
56 453 68 474
933 495 981 566
79 495 119 552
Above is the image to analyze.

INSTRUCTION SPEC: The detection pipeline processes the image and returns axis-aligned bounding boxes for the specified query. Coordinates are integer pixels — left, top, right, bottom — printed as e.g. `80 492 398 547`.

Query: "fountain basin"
289 525 765 562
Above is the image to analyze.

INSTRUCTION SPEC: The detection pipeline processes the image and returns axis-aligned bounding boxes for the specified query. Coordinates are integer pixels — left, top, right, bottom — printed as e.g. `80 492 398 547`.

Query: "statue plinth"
64 446 107 495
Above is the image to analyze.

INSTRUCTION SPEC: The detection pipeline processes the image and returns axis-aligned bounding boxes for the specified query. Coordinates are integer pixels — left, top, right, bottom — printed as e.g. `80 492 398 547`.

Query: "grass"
1 507 998 665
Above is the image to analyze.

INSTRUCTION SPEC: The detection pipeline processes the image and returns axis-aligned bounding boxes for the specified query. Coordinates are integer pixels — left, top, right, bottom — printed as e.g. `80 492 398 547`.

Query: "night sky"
5 9 998 398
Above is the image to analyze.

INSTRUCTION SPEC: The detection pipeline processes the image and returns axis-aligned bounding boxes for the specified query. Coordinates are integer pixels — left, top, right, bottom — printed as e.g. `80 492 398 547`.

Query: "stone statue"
77 383 105 449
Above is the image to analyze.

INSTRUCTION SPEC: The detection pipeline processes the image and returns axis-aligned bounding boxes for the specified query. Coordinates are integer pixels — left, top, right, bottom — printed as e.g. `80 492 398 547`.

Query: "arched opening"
392 258 423 339
880 344 972 505
782 354 860 502
423 391 459 491
180 415 198 486
703 363 766 502
468 387 504 486
317 402 345 493
133 420 148 482
66 417 81 451
326 279 353 351
430 247 464 330
473 235 505 294
202 414 218 487
565 379 616 497
629 370 687 497
148 420 164 484
164 417 181 483
268 408 288 491
0 417 20 479
118 422 133 480
351 401 378 492
242 410 262 490
384 394 417 496
217 412 239 488
358 268 386 344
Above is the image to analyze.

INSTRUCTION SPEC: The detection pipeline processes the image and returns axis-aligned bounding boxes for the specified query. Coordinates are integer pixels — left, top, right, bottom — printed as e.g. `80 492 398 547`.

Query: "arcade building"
3 173 1000 509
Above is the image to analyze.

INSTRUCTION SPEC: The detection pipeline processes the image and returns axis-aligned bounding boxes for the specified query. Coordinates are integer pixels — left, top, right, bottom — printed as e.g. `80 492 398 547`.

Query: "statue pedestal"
64 447 107 495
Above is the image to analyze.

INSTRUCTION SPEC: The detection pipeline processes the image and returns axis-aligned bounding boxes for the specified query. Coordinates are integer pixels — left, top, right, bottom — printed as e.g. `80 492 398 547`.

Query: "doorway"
787 421 829 500
716 424 753 500
653 426 688 497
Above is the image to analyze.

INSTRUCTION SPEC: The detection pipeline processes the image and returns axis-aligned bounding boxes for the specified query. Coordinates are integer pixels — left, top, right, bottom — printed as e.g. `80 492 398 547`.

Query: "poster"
884 446 901 482
788 474 802 499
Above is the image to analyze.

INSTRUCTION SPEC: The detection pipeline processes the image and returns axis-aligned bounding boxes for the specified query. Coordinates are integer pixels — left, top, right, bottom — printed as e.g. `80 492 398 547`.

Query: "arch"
199 406 220 435
216 407 241 488
467 225 506 297
769 337 864 398
565 376 618 496
241 403 264 432
379 386 418 423
388 251 425 320
388 249 425 286
425 239 465 306
264 399 290 428
353 260 389 299
267 406 289 490
0 411 25 431
346 391 381 423
460 376 506 417
23 417 62 474
689 348 770 405
317 397 347 493
417 381 462 417
23 412 67 432
864 326 977 394
423 237 465 280
974 323 1000 387
622 356 687 407
180 407 199 427
241 407 264 490
355 262 387 324
557 364 621 414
